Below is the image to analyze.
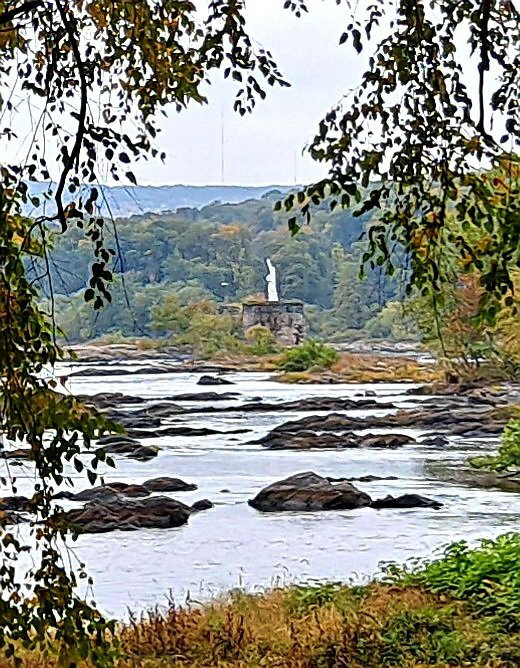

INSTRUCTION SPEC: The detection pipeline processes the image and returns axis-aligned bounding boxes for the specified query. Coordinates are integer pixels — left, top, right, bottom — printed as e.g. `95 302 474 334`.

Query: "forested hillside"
25 183 291 218
39 191 407 342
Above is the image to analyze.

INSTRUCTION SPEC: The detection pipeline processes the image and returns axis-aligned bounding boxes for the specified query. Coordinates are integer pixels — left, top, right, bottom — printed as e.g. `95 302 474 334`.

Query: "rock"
127 426 250 439
143 477 197 492
358 433 416 449
95 440 159 461
197 375 234 386
61 495 192 533
347 475 399 482
1 448 33 461
255 430 414 451
96 434 140 446
0 495 33 512
0 510 27 526
248 472 372 512
371 494 443 510
420 435 450 447
55 483 150 503
255 431 357 450
70 365 181 378
191 499 214 512
170 392 238 402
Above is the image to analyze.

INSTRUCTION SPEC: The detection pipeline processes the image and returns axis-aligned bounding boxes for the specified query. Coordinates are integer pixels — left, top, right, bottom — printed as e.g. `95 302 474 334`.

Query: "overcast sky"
134 0 366 187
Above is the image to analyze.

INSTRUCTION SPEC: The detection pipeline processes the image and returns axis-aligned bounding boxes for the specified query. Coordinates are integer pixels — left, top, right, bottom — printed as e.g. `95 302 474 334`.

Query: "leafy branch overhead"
282 0 519 320
1 0 288 307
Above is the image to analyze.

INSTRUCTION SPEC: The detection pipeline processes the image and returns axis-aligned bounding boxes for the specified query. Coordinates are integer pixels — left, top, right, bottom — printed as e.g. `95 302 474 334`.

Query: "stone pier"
242 301 305 346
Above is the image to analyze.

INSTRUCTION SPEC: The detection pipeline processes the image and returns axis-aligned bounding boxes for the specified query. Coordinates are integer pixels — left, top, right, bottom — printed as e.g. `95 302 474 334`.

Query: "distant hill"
25 183 292 218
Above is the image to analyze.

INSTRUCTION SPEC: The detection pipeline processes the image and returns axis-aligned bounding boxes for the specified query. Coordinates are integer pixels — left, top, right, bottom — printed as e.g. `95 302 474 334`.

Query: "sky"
133 0 367 187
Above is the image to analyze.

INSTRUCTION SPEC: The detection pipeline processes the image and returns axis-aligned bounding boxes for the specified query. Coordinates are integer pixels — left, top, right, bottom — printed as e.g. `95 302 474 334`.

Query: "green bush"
244 325 278 356
386 533 520 629
277 339 339 372
470 418 520 471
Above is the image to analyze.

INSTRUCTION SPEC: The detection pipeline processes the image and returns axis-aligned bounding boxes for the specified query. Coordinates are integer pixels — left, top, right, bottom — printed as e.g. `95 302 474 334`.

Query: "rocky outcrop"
197 375 235 386
191 499 214 512
0 510 27 525
264 405 506 439
248 472 372 512
142 477 197 492
371 494 443 509
253 430 415 451
1 448 33 461
127 425 250 439
357 434 415 449
55 477 198 502
253 431 358 450
95 436 159 461
62 496 193 533
0 495 33 512
420 435 450 447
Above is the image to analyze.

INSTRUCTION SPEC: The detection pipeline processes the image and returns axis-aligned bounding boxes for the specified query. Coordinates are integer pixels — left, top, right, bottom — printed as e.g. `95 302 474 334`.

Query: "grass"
276 352 442 383
4 534 519 667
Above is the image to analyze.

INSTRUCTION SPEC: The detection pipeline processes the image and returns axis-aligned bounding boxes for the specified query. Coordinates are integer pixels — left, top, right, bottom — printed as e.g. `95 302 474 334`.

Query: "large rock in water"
248 472 372 512
62 495 192 533
197 375 234 386
95 436 159 461
55 477 198 502
371 494 443 509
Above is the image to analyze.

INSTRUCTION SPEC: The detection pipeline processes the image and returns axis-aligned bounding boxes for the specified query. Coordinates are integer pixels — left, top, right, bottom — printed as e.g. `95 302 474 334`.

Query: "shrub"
386 533 520 629
277 339 338 372
470 418 520 471
245 325 278 356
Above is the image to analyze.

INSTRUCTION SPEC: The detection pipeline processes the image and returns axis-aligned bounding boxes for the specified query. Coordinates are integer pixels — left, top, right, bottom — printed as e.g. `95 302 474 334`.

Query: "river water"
5 363 520 618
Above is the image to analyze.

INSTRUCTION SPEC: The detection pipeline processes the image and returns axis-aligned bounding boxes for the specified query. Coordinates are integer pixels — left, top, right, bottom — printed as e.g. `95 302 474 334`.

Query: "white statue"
265 258 279 302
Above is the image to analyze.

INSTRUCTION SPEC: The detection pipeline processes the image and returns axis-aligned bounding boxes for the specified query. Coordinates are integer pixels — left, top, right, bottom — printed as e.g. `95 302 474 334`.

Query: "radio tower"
220 105 225 185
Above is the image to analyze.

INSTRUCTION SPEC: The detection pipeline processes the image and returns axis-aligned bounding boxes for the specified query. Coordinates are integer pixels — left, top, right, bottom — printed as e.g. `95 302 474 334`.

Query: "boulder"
170 392 238 401
128 426 249 439
0 495 33 512
344 475 399 482
191 499 214 512
62 495 192 533
95 440 159 461
420 435 450 447
197 375 234 386
0 510 27 526
371 494 443 510
256 431 357 450
358 433 416 449
55 483 150 503
248 472 372 512
1 448 33 461
143 477 197 492
96 434 139 446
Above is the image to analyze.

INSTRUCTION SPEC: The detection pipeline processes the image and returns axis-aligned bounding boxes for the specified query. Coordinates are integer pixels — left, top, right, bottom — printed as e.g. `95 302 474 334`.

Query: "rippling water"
5 363 520 617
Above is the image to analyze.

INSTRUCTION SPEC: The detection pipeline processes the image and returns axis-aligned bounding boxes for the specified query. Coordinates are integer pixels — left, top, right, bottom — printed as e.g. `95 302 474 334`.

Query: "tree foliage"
282 0 519 321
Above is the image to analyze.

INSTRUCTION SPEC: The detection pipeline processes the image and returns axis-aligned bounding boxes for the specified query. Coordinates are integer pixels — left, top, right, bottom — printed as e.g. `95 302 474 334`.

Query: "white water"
3 364 519 618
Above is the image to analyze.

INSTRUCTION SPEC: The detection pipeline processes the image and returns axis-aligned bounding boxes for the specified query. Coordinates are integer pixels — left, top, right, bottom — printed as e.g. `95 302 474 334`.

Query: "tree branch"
55 0 88 231
477 0 492 136
0 0 43 26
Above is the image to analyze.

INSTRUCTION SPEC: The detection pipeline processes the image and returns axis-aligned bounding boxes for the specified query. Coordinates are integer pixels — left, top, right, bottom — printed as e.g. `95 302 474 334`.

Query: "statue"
265 258 278 302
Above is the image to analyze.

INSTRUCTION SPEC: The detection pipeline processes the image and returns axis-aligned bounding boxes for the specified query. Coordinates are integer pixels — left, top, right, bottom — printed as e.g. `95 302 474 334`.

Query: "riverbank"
6 533 519 667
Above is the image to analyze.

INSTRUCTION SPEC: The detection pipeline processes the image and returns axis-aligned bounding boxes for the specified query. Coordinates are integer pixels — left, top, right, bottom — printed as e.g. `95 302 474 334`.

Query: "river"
5 362 520 618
